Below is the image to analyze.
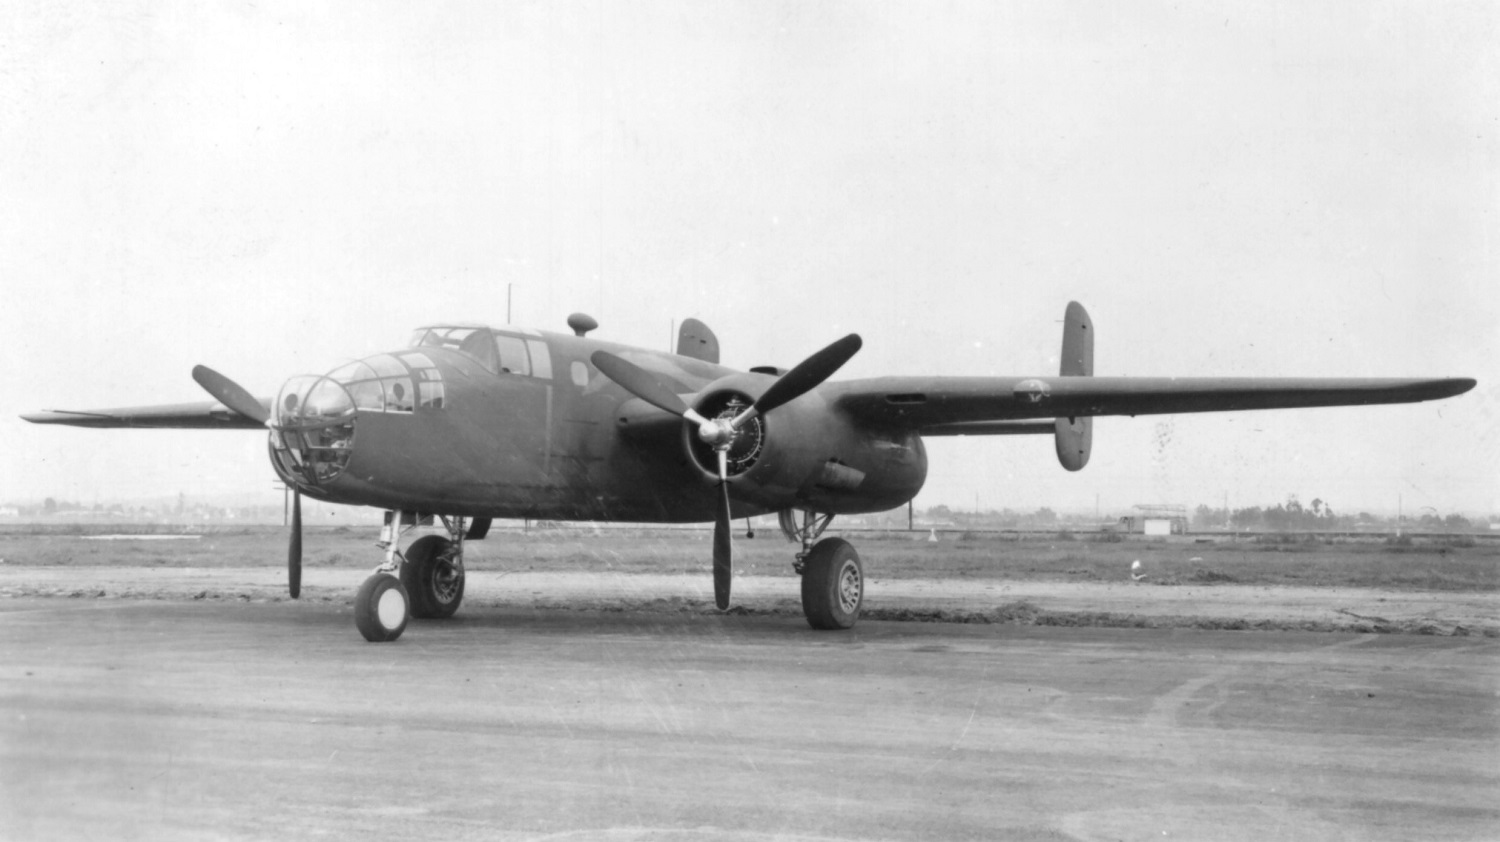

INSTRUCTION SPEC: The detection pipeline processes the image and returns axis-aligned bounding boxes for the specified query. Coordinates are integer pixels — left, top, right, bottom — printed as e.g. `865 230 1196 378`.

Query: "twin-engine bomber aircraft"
23 303 1474 641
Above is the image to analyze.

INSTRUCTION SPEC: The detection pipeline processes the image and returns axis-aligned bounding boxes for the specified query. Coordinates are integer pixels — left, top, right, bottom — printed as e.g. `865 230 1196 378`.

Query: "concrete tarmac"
1 598 1496 841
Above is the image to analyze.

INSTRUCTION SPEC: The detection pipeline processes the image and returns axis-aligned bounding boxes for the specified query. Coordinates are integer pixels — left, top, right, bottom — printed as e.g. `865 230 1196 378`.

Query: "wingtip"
1411 377 1476 401
21 410 106 425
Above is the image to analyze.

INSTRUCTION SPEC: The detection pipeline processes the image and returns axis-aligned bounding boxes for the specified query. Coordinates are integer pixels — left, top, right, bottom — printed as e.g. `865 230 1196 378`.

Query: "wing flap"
831 376 1476 432
22 400 270 430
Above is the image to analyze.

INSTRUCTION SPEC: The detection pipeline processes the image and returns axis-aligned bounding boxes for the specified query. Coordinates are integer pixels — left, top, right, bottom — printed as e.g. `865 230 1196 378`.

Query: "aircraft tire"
354 574 409 642
401 535 465 619
800 538 863 630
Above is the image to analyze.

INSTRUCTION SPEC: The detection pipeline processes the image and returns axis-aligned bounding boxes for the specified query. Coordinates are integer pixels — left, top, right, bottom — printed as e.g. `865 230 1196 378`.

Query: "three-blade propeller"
592 334 861 610
192 365 301 598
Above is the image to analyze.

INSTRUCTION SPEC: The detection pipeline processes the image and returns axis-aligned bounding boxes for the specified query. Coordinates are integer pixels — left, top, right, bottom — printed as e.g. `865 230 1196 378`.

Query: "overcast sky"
3 1 1495 517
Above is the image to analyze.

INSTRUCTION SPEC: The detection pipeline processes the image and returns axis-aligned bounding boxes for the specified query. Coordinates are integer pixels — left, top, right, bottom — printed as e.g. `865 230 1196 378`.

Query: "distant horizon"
4 489 1492 522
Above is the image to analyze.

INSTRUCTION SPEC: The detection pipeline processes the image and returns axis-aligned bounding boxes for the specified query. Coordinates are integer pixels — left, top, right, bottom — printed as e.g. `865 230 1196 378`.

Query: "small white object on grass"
928 529 938 542
1130 560 1147 581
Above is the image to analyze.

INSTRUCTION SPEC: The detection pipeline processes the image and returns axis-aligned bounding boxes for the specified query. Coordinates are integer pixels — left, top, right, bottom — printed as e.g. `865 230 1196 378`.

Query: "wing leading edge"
830 375 1476 434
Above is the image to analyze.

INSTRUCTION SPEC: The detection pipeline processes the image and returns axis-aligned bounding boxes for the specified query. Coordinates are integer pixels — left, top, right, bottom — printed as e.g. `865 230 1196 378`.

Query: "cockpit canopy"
409 325 553 379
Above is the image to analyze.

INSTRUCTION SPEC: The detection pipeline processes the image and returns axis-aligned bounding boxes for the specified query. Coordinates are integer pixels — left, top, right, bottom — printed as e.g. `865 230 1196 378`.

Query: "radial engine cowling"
680 373 927 515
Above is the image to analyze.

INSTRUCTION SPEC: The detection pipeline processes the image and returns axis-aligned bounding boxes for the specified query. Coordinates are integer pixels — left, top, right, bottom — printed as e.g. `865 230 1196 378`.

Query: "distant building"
1118 504 1188 535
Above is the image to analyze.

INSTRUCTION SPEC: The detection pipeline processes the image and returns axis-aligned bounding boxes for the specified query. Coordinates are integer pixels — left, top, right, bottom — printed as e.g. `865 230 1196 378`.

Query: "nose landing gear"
354 511 470 642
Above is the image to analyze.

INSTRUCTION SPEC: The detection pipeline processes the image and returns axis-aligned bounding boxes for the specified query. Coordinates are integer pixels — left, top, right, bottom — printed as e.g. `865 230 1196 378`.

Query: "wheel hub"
838 561 862 614
432 559 463 603
376 587 406 629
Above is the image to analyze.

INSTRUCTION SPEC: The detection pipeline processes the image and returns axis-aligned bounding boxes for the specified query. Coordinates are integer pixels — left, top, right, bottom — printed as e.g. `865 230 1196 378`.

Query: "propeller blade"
713 457 732 610
739 334 862 424
591 351 712 426
192 365 269 425
288 489 302 599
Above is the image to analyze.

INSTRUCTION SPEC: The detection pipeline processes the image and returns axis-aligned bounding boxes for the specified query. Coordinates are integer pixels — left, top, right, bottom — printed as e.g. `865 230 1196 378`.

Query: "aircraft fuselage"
272 326 928 522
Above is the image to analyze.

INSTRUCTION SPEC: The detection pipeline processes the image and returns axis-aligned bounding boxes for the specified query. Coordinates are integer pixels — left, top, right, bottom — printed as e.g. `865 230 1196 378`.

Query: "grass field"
2 525 1495 593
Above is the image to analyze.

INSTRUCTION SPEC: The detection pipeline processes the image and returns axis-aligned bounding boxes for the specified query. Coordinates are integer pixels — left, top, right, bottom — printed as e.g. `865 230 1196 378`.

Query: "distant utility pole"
507 283 513 324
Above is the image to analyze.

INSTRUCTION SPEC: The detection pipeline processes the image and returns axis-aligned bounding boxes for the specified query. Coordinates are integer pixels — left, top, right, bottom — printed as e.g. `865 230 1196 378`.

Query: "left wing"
829 375 1475 434
22 400 269 430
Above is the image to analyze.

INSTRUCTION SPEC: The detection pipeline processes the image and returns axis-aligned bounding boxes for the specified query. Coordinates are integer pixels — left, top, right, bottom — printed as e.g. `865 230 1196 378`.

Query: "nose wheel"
354 574 410 642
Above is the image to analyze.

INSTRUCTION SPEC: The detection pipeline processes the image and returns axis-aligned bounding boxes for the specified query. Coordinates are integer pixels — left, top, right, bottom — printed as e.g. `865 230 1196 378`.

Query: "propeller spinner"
591 333 861 610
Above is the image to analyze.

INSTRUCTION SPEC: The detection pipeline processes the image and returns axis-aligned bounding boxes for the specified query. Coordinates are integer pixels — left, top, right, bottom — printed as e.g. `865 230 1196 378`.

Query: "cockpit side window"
493 334 531 376
384 378 414 412
526 339 553 380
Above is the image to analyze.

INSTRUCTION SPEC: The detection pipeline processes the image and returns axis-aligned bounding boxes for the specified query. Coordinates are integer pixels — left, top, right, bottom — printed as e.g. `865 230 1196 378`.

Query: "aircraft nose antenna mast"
591 333 862 610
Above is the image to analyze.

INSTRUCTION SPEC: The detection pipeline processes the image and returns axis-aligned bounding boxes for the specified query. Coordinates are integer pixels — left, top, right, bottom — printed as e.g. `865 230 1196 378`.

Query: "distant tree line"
1194 494 1477 532
909 495 1487 533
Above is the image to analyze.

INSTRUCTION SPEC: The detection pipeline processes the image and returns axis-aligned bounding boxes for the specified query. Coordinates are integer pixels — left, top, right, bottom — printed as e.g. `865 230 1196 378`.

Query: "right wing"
22 400 270 430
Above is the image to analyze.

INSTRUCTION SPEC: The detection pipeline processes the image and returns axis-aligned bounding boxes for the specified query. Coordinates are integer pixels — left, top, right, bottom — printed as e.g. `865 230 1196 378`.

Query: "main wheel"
354 574 409 642
801 537 863 630
400 535 465 619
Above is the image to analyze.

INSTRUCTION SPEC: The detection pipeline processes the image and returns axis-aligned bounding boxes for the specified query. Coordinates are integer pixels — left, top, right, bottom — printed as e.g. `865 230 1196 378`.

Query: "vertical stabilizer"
1059 301 1093 377
1055 301 1093 471
677 318 720 364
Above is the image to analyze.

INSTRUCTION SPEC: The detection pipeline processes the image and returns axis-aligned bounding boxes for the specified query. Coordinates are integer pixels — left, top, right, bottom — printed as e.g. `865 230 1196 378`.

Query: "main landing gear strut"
781 509 865 630
354 511 469 643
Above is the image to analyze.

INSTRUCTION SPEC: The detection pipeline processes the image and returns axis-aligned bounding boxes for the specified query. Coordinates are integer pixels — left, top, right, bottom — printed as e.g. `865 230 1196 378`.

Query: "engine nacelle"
682 373 927 515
